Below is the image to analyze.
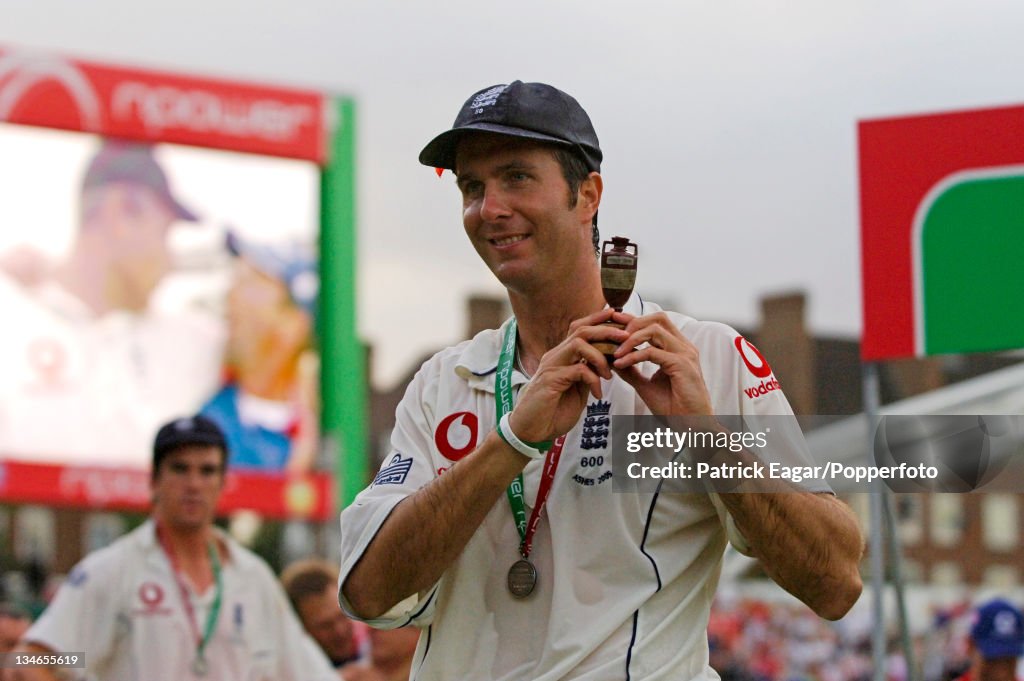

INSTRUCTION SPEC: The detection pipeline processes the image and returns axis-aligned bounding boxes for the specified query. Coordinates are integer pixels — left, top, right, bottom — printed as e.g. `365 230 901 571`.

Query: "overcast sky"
3 0 1024 386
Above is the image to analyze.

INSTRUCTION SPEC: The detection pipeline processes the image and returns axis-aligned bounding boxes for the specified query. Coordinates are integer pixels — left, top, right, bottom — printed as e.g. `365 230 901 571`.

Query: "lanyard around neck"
157 524 223 664
495 319 567 559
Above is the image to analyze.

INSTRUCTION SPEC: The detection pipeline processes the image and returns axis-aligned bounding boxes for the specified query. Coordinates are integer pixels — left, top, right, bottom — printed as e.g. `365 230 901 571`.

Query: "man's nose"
479 185 512 222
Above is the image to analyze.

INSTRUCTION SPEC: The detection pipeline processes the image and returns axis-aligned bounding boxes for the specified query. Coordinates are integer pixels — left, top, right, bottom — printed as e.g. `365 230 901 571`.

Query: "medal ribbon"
157 524 223 668
496 319 567 560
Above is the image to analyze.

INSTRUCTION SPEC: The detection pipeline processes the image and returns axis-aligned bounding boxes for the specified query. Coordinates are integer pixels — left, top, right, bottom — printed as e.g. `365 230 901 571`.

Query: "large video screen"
0 123 322 475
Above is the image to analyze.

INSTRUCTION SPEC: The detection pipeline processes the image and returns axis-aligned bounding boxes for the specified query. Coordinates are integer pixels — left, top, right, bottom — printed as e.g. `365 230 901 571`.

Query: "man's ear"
578 172 603 224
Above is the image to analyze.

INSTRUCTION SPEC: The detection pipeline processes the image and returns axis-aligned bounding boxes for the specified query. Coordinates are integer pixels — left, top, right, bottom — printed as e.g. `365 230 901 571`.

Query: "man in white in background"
13 415 339 681
0 141 223 464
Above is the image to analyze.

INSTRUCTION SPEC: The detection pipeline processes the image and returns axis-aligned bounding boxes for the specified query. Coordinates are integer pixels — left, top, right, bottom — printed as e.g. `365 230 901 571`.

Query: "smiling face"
454 134 601 297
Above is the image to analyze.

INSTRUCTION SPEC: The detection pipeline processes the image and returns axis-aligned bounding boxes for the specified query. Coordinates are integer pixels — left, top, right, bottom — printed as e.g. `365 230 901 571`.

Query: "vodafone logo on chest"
434 412 479 461
134 581 172 616
734 336 781 400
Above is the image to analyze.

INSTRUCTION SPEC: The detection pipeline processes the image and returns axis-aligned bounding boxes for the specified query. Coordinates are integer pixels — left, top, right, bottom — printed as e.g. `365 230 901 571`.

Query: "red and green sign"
859 104 1024 360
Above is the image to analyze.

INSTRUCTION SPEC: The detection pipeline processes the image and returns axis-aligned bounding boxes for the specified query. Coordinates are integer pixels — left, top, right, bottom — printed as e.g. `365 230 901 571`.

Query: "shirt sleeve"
338 358 445 629
694 323 833 554
23 552 122 674
728 332 832 494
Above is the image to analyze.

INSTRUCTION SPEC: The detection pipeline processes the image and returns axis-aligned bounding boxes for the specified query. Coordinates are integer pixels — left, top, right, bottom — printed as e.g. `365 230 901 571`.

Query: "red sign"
0 47 327 163
0 460 334 521
858 103 1024 360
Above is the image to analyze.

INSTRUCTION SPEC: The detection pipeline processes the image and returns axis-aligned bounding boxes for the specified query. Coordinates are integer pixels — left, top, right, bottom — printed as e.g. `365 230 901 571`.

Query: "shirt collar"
142 518 236 564
454 316 524 393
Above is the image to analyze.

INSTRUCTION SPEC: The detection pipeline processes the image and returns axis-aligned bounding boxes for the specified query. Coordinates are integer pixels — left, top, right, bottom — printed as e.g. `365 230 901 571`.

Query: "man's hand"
508 309 626 443
609 311 714 419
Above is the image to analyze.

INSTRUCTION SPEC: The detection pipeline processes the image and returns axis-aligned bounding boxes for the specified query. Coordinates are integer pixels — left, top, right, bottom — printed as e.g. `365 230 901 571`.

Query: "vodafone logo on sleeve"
434 412 479 461
734 336 772 378
743 377 782 400
734 336 781 400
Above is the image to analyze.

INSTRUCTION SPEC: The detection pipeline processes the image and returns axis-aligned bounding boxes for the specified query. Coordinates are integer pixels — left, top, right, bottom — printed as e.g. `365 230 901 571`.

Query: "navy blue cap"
971 598 1024 660
419 81 602 173
153 415 227 461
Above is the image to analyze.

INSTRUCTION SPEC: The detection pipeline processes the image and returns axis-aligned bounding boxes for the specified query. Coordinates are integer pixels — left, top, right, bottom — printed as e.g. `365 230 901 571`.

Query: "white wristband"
497 412 548 460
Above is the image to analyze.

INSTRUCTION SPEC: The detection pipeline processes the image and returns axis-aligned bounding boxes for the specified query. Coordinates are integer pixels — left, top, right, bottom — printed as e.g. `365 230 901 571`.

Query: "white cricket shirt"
340 294 826 681
26 520 337 681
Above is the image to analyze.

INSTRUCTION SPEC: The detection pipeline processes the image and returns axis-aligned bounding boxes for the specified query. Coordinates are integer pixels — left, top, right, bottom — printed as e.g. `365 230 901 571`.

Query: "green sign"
919 171 1024 355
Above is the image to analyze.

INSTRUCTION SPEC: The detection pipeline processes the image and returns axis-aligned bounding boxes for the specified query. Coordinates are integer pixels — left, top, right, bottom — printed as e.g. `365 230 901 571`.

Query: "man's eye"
461 182 483 197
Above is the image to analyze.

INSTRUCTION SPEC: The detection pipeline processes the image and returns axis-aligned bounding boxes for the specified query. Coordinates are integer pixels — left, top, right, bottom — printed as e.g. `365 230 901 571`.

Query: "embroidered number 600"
580 456 604 468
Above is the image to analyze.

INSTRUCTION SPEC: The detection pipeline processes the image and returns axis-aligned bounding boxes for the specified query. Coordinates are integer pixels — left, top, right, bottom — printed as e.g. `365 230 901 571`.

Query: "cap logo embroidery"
470 85 507 114
995 611 1018 636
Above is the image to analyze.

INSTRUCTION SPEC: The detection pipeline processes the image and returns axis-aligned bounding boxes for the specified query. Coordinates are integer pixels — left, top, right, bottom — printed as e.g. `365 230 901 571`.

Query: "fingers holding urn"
507 319 625 444
606 312 715 418
612 312 689 366
567 307 616 334
508 361 597 444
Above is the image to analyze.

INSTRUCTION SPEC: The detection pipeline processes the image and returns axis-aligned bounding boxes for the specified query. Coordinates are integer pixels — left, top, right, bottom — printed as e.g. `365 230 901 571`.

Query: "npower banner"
859 103 1024 361
0 47 327 162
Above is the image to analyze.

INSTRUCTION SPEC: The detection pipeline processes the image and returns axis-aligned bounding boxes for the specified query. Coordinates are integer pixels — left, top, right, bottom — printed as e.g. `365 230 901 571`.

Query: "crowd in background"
4 557 1018 681
707 595 1017 681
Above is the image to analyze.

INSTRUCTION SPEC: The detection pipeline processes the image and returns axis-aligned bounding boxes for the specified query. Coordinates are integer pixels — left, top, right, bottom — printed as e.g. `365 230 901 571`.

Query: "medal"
496 320 567 600
192 657 208 676
507 559 538 598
